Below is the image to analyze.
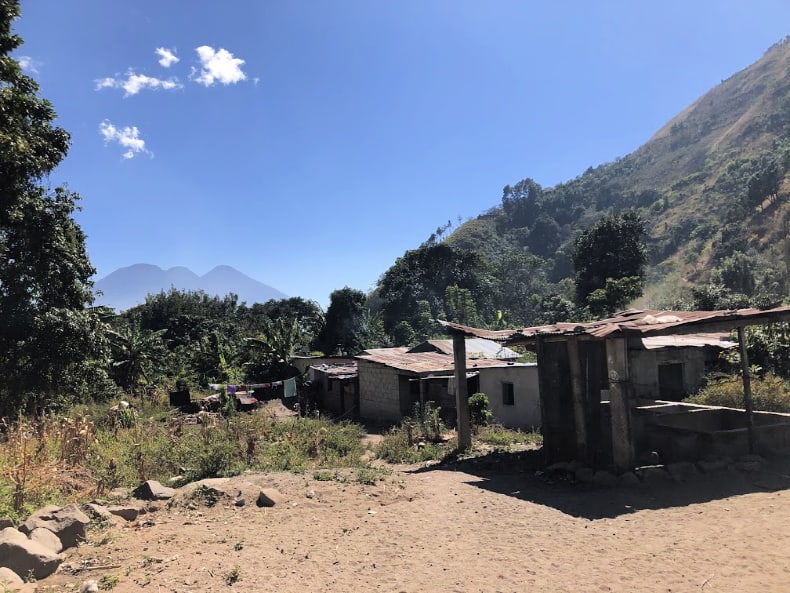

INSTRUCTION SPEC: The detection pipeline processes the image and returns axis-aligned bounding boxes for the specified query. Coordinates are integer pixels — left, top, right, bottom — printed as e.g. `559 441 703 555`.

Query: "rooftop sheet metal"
640 333 738 350
310 363 358 378
440 306 790 344
407 338 520 359
356 348 520 375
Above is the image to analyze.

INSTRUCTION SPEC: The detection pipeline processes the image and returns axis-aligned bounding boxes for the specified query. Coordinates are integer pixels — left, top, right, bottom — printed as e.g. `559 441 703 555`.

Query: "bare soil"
27 454 790 593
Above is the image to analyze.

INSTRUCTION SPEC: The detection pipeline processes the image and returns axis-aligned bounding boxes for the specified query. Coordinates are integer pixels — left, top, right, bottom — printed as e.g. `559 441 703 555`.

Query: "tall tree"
572 211 647 314
0 1 103 414
315 287 369 356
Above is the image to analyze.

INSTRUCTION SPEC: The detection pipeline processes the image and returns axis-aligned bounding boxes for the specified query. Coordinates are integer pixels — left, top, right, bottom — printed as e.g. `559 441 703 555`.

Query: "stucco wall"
478 364 540 430
357 360 403 422
629 348 706 399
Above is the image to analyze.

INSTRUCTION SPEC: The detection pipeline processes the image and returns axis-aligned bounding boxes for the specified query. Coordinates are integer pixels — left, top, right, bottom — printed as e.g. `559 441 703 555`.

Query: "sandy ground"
30 453 790 593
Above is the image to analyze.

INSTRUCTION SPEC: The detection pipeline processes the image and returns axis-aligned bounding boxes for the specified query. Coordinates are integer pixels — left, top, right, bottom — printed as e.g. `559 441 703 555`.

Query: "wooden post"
606 337 634 470
452 333 472 450
567 337 588 462
737 326 756 453
419 378 427 415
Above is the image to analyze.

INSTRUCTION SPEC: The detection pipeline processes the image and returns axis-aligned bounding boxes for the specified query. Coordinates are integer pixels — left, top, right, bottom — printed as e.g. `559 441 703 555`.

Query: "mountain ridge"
94 264 288 311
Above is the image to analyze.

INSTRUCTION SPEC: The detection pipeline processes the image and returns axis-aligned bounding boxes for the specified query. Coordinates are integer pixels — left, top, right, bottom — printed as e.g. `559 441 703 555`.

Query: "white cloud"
94 70 182 97
191 45 247 86
17 55 40 74
99 120 152 160
155 47 179 68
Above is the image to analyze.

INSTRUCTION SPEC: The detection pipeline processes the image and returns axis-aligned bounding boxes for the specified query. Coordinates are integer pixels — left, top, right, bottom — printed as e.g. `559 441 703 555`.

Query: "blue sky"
13 1 790 307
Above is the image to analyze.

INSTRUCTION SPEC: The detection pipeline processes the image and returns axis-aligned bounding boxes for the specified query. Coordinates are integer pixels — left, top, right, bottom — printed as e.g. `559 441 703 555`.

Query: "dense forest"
1 0 789 419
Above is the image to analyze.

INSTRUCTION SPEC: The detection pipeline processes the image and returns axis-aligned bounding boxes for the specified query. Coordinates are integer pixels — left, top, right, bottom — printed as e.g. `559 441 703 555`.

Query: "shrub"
468 392 492 427
685 373 790 412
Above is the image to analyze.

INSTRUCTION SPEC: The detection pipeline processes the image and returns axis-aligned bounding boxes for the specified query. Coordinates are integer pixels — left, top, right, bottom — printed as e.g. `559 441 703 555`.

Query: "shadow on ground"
406 448 790 519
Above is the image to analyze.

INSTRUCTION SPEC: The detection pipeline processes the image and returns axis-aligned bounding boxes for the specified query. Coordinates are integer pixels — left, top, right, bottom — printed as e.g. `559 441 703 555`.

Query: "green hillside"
373 37 790 338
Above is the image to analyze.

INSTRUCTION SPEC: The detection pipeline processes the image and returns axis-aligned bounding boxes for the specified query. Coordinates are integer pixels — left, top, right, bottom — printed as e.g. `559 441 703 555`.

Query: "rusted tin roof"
407 338 520 359
640 333 738 350
440 306 790 344
310 362 358 379
356 347 521 375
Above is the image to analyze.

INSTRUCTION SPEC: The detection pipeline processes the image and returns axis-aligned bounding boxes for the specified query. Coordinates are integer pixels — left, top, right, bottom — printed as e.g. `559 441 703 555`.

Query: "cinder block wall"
357 360 402 421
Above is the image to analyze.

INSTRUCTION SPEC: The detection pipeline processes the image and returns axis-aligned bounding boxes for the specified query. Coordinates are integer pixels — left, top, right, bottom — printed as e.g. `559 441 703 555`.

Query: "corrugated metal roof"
407 338 520 359
310 363 358 378
356 348 520 375
640 333 738 350
440 306 790 343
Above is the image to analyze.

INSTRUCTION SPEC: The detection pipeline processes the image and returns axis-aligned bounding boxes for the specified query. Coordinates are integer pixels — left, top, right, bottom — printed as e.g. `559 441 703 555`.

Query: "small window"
502 382 515 406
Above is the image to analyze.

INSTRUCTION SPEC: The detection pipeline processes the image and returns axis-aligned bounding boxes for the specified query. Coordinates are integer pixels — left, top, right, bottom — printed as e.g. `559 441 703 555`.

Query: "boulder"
0 567 23 588
591 470 618 487
666 462 699 482
619 472 641 487
133 480 175 501
83 503 115 523
106 504 141 522
0 528 26 544
0 517 14 530
256 488 284 508
0 531 62 580
27 528 63 554
19 504 89 550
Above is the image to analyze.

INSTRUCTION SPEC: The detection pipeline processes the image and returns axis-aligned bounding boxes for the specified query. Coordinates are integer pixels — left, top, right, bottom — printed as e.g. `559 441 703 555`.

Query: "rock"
697 458 728 474
106 504 140 522
133 480 175 501
619 472 641 486
83 503 115 523
0 528 27 544
0 567 23 587
80 579 99 593
0 517 14 530
635 465 670 482
0 531 63 580
574 467 594 483
734 460 761 473
666 462 699 482
27 528 63 554
256 488 284 508
19 504 89 550
592 470 618 487
234 498 246 507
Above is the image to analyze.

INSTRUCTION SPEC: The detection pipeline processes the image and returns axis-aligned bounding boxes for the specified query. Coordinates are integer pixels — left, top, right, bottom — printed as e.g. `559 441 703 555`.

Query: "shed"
442 306 790 468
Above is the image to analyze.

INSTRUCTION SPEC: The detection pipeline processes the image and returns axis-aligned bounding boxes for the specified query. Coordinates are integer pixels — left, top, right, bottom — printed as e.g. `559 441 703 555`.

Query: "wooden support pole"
606 337 634 470
567 337 588 462
737 326 756 453
419 377 426 415
452 333 472 450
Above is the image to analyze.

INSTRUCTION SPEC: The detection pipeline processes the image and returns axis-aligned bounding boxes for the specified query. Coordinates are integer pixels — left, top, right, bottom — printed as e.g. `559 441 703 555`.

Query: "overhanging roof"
440 306 790 345
356 347 521 375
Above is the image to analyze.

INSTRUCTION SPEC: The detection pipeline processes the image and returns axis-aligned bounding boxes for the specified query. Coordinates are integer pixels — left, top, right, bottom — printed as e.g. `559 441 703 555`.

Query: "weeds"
685 372 790 412
99 574 119 590
225 565 241 586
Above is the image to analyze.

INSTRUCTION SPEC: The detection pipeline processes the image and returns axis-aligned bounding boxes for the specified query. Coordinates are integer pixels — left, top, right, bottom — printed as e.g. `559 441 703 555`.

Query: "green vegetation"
685 373 790 413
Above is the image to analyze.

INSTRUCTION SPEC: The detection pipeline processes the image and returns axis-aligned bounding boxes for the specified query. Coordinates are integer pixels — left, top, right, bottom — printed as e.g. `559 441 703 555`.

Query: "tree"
107 321 168 394
315 287 369 355
572 211 647 312
0 2 104 415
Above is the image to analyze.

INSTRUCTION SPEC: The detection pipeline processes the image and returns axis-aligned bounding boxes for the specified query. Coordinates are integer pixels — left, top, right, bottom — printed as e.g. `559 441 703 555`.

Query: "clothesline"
208 377 298 399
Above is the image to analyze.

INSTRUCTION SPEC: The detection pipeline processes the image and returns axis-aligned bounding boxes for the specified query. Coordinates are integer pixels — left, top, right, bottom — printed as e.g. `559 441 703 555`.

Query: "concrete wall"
478 364 540 430
629 348 706 400
357 360 403 422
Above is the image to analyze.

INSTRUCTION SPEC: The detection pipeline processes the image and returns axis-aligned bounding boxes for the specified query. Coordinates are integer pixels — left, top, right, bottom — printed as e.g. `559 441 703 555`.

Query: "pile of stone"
0 480 177 590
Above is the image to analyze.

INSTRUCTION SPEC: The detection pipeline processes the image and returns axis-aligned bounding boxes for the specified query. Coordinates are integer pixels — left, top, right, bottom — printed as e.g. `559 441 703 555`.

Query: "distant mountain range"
94 264 288 311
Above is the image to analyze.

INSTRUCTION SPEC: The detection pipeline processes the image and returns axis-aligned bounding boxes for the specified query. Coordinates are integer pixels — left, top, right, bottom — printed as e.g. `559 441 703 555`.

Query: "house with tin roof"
355 338 539 429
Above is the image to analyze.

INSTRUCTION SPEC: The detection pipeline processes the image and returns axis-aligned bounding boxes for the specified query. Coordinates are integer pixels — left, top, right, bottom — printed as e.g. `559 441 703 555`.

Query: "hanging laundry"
283 377 297 398
271 381 283 388
227 385 237 395
208 383 224 391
